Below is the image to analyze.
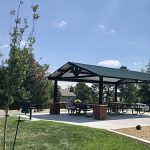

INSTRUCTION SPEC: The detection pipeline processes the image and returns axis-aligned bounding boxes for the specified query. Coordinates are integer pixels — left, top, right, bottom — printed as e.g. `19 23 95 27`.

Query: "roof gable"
72 62 150 82
48 62 150 83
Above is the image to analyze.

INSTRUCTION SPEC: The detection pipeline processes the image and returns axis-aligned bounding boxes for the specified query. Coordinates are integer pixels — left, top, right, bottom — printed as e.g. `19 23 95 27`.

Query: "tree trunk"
3 108 9 150
12 116 20 150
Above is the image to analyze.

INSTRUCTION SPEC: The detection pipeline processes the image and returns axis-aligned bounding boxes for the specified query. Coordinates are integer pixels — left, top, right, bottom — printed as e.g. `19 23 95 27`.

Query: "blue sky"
0 0 150 75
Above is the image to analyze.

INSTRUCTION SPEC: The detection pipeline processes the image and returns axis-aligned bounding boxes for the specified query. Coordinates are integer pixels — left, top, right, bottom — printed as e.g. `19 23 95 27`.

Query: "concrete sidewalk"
21 110 150 130
1 109 150 130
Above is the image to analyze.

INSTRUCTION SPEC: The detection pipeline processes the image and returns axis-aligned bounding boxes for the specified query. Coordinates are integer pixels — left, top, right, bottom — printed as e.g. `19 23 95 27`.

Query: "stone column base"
93 105 107 120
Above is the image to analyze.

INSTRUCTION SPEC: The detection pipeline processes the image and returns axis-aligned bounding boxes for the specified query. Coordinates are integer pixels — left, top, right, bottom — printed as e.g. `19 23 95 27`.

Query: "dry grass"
114 126 150 141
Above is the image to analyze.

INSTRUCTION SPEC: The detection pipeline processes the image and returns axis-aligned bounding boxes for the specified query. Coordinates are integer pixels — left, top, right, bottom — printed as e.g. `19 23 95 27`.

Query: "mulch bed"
114 126 150 141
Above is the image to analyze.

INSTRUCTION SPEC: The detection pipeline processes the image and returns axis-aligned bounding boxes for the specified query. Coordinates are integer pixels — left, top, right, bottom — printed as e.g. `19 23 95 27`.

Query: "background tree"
138 84 150 105
50 83 61 102
117 66 138 103
118 84 138 103
138 61 150 110
103 84 115 102
90 83 99 103
90 83 115 103
75 82 92 103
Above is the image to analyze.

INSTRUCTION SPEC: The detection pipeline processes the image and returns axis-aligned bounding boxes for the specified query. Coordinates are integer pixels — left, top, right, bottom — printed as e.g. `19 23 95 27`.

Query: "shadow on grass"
14 118 28 123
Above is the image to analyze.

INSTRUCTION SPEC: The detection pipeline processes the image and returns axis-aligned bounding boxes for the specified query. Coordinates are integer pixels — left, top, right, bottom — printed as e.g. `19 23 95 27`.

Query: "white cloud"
98 25 117 34
54 21 67 28
20 40 26 47
110 29 116 33
99 24 105 29
0 44 9 49
98 60 122 68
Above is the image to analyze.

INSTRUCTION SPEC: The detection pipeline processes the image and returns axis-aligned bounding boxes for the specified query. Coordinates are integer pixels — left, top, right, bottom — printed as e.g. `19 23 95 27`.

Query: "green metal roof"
48 62 150 83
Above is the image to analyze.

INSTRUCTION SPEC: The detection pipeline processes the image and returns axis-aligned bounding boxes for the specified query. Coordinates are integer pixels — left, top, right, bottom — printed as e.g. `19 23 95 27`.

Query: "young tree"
0 1 43 149
0 1 51 110
0 1 40 109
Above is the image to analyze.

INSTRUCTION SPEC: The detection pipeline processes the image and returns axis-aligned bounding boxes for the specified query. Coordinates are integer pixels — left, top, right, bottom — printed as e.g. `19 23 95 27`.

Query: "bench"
83 108 93 117
66 106 76 115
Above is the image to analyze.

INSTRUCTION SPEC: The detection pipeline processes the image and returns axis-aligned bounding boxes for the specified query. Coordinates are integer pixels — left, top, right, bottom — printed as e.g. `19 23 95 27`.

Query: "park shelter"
48 62 150 115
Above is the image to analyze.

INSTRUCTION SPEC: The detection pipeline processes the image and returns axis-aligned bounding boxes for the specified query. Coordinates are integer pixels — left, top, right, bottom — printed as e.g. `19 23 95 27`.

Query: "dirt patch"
114 126 150 142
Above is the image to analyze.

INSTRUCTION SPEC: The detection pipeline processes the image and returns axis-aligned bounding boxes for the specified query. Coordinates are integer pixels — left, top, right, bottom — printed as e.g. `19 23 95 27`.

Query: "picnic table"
67 103 93 116
107 102 145 115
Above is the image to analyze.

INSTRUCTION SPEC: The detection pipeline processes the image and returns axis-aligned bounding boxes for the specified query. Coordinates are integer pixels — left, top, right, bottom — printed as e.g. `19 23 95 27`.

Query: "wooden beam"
71 66 81 77
59 75 97 79
57 66 74 78
48 77 117 84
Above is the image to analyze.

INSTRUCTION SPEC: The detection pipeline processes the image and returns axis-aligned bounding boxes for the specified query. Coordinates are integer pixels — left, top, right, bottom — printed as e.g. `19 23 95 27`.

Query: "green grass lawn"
0 117 149 150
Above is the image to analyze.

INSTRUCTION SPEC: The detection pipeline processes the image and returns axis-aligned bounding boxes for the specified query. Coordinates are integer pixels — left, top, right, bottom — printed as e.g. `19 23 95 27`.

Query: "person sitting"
66 97 76 114
81 101 93 116
81 101 88 110
74 99 82 114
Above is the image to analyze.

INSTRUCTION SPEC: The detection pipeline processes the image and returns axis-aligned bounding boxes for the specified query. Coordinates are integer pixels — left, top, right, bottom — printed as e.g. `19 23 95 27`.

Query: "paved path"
1 109 150 130
0 110 21 117
21 110 150 130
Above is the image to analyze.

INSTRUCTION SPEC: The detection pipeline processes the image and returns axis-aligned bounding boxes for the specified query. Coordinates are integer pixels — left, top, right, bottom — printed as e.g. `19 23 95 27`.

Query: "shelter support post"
93 77 107 120
50 80 60 115
93 105 107 120
115 83 117 102
99 77 103 104
54 79 58 103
